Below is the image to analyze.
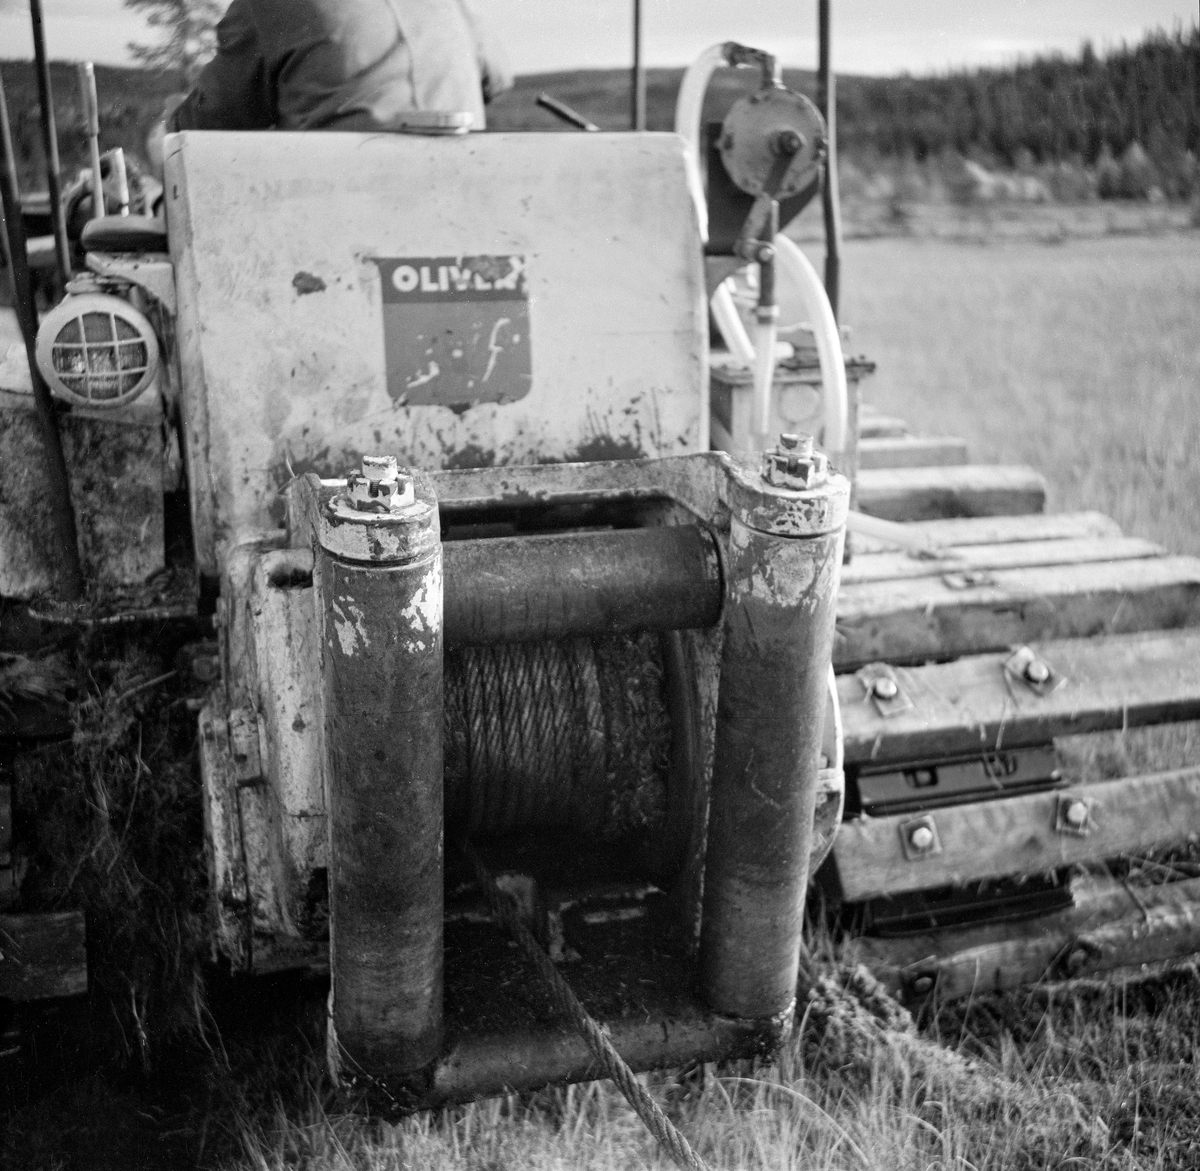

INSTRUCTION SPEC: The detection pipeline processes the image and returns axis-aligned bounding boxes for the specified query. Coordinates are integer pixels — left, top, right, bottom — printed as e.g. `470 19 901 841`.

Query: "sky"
0 0 1196 77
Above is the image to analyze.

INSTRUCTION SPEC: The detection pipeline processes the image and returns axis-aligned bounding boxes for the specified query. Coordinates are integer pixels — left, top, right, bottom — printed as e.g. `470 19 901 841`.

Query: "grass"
7 226 1200 1169
831 229 1200 556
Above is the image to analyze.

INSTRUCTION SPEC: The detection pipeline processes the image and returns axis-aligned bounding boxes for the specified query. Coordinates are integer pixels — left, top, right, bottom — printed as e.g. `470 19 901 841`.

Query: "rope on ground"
463 840 712 1171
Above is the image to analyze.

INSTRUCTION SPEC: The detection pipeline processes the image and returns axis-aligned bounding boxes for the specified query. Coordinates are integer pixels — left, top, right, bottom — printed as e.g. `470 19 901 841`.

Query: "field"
4 227 1200 1170
836 230 1200 555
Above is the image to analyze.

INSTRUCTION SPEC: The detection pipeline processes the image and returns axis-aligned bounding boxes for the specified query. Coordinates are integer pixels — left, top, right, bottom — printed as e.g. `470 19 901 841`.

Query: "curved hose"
676 46 848 458
773 234 848 457
673 42 731 212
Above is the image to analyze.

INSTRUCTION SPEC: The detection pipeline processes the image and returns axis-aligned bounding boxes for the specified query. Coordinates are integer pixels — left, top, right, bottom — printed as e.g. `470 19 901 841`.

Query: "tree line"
832 26 1199 170
0 24 1196 199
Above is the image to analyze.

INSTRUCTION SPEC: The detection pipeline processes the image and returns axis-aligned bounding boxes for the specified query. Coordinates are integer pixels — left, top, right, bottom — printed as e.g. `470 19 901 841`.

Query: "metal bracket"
1004 645 1066 698
899 813 942 861
227 707 263 785
942 569 996 590
1055 794 1096 837
902 965 939 998
857 662 914 718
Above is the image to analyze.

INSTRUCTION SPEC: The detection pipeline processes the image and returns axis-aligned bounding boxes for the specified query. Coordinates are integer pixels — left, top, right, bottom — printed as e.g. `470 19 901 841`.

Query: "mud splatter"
292 271 327 296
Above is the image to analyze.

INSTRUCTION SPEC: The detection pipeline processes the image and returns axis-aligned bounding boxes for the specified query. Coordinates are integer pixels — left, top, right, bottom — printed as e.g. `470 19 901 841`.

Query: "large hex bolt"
316 456 443 1091
700 438 850 1022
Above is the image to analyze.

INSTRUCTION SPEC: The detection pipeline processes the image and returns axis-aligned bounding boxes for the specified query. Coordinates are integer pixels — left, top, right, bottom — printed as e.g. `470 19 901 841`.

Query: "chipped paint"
399 561 442 640
330 596 370 656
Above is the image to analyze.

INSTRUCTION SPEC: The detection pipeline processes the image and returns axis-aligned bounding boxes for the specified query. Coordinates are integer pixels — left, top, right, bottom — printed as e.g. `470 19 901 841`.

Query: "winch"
9 53 848 1104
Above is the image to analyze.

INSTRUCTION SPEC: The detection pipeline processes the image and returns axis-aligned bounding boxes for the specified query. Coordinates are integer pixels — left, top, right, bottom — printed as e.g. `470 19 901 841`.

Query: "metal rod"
0 71 83 599
535 92 600 132
317 460 444 1088
29 0 72 283
817 0 842 318
442 525 722 646
77 63 105 221
700 464 848 1019
109 146 130 215
630 0 646 130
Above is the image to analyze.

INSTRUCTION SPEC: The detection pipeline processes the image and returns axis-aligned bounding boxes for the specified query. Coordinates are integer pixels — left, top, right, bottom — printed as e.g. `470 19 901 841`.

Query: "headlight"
35 292 160 408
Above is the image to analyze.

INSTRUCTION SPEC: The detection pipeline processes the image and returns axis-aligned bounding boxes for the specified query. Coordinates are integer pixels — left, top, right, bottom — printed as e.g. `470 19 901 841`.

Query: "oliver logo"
373 256 530 410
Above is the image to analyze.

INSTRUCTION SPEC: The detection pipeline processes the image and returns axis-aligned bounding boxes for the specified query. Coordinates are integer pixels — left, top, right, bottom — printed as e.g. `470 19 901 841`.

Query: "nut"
1064 800 1089 828
872 676 899 701
911 975 935 995
761 432 827 490
341 456 415 514
772 128 805 156
909 824 935 852
1024 658 1051 685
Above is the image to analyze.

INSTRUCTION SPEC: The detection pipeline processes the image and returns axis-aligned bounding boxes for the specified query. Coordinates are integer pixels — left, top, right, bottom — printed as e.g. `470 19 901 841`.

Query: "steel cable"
463 839 712 1171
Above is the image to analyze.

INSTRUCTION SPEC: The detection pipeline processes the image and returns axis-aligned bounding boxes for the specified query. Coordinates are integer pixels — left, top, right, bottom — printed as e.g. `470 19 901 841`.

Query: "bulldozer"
4 31 1200 1114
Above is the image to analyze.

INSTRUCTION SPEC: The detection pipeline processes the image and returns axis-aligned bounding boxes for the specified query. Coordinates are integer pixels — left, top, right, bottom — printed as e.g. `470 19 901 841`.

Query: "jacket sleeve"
169 0 274 131
456 0 513 104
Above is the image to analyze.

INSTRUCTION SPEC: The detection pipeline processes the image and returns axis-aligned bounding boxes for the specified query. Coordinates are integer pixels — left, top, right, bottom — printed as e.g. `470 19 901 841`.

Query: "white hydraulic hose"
773 234 848 458
674 43 731 189
711 282 755 363
676 44 848 460
751 316 778 439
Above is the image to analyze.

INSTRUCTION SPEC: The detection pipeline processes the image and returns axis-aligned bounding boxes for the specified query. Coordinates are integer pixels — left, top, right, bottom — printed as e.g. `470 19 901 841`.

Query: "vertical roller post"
315 455 444 1091
700 435 849 1021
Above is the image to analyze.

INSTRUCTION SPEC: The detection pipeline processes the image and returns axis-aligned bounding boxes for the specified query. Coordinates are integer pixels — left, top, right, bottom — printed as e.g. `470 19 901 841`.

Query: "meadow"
5 225 1200 1171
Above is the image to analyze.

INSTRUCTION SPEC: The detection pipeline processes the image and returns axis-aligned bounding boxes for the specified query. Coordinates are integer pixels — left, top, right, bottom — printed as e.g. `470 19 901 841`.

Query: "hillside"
0 25 1197 200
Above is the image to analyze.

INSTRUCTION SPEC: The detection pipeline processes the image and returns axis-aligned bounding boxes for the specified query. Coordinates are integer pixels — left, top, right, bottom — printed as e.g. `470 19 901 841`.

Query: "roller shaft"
443 525 721 646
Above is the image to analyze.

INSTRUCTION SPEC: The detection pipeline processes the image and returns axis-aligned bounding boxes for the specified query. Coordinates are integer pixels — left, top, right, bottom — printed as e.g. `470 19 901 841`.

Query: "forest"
0 23 1197 199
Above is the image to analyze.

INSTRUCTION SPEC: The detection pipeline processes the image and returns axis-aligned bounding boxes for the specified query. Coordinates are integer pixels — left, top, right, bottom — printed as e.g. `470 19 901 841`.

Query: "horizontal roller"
857 435 968 470
855 464 1047 522
443 525 721 646
857 411 911 439
841 535 1161 586
840 627 1200 766
849 510 1123 554
835 554 1200 670
833 764 1200 902
843 874 1200 1001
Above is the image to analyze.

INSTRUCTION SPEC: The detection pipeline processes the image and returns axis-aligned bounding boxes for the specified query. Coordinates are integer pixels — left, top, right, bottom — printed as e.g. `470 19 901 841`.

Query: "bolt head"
773 128 805 156
909 824 935 851
779 433 814 457
362 454 398 483
1065 800 1089 828
761 433 826 491
911 975 934 995
332 454 417 517
872 676 899 701
1024 658 1051 685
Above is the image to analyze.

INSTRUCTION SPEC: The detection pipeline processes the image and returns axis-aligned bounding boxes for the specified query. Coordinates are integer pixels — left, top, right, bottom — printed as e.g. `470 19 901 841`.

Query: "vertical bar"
0 71 83 599
630 0 646 130
316 459 444 1090
700 452 848 1020
29 0 72 283
110 147 130 216
817 0 842 319
78 63 105 221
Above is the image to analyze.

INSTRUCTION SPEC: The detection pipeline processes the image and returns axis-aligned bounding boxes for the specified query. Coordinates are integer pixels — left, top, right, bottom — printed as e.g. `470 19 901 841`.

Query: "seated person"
150 0 510 167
